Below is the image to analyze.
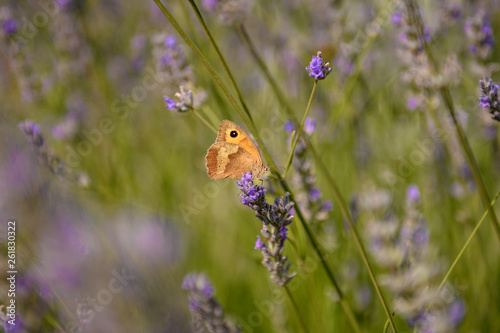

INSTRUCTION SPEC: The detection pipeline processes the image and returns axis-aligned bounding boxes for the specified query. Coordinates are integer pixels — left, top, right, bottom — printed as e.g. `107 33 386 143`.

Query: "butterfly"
205 120 269 180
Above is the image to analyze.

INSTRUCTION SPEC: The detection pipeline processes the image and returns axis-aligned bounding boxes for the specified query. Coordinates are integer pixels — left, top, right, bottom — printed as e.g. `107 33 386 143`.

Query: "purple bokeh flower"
2 18 17 35
406 96 420 110
164 35 177 48
322 201 333 212
284 120 295 133
392 12 402 25
284 117 316 136
304 117 317 135
202 0 218 10
309 188 321 200
406 184 420 202
448 299 466 325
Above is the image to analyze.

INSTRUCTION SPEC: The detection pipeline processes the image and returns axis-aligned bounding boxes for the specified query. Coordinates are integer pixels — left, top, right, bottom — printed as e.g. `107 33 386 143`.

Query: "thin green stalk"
285 286 309 333
404 0 500 242
383 318 390 333
282 81 317 179
389 192 500 331
186 0 254 125
314 153 397 333
193 108 217 133
439 191 500 290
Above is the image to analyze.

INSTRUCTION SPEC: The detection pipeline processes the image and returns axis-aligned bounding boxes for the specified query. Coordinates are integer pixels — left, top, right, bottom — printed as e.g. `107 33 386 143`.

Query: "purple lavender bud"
181 274 198 290
18 120 44 147
279 225 288 240
306 51 332 80
201 283 214 298
2 18 17 36
479 75 500 121
255 236 265 250
164 96 176 110
182 273 213 298
445 3 462 21
237 172 266 207
482 23 493 36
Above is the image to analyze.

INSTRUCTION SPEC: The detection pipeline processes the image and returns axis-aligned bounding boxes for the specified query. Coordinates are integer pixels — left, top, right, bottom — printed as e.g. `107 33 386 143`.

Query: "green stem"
439 191 500 290
282 81 317 179
382 312 401 333
404 0 500 242
314 153 397 333
193 108 217 133
186 0 254 125
285 286 309 333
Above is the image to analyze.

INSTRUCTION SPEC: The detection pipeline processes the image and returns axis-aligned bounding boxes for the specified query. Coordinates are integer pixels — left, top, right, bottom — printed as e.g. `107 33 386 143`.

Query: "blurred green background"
1 0 500 332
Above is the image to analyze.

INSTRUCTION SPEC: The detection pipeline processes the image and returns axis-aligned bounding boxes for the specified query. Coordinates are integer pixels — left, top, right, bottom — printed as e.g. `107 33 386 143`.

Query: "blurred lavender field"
1 0 500 332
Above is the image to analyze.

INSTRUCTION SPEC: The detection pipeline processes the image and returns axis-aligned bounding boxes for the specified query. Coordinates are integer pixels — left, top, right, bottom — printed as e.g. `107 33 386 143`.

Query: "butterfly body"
205 120 269 180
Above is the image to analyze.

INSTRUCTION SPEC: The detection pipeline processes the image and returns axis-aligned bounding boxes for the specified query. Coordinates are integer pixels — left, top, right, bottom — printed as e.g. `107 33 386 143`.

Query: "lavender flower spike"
366 185 464 332
465 10 495 63
182 273 241 333
164 86 194 113
306 51 332 80
18 120 89 187
237 172 296 286
479 75 500 121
